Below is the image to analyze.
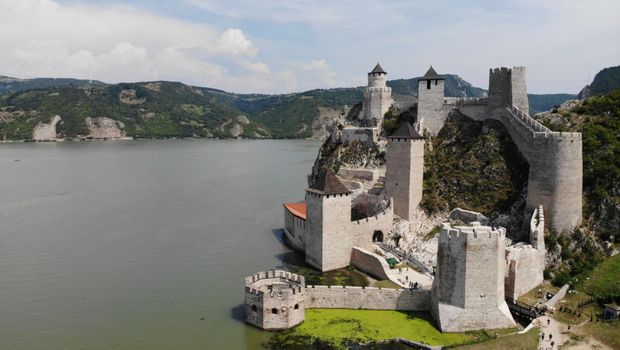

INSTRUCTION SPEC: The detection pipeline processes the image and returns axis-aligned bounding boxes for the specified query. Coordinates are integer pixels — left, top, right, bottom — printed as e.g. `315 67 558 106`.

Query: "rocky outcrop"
229 123 243 138
33 115 61 141
85 117 126 139
119 89 145 105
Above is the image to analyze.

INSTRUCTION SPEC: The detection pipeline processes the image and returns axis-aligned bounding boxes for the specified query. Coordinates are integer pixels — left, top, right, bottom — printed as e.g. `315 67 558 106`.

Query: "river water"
0 140 320 350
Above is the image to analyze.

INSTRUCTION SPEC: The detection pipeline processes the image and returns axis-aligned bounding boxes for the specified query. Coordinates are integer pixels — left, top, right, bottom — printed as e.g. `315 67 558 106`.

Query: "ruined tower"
360 63 393 126
431 222 516 332
305 170 353 271
385 122 425 221
417 66 446 136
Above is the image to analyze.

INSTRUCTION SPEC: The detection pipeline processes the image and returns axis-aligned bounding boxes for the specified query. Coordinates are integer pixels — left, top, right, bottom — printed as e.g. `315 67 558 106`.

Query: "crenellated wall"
305 285 430 311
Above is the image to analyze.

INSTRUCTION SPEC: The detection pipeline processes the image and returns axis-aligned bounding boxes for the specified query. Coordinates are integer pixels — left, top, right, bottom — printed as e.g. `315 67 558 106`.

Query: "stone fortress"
244 63 581 332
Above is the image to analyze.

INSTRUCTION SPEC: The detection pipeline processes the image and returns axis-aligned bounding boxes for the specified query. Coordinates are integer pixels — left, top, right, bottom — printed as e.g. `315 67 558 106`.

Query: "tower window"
294 304 299 310
435 80 438 86
251 305 258 312
427 80 431 90
271 308 278 314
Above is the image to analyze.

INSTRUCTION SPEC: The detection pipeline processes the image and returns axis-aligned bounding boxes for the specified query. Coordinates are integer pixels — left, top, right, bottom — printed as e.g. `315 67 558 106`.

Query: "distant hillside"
529 93 577 115
0 76 105 94
588 65 620 96
0 73 582 141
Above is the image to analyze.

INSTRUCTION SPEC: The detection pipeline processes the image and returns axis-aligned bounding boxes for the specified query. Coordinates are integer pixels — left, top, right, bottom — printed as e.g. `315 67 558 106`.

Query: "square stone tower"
360 63 393 126
305 170 353 271
431 222 516 332
385 122 425 221
417 66 446 136
488 66 529 113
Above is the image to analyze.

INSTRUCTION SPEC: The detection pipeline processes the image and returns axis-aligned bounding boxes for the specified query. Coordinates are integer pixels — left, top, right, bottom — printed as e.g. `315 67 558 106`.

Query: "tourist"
541 332 545 340
549 333 552 340
547 318 550 326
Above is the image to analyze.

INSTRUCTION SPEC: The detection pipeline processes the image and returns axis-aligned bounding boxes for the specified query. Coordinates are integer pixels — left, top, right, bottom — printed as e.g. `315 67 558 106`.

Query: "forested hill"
0 73 577 140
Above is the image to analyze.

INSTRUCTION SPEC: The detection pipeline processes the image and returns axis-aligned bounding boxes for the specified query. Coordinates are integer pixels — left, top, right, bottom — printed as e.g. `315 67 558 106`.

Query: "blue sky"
1 0 618 93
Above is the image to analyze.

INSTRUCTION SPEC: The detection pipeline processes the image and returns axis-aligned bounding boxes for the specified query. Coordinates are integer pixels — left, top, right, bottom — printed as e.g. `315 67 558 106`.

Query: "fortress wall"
418 80 446 135
351 199 394 251
505 245 545 300
306 285 430 311
341 127 377 146
304 192 325 270
361 87 393 123
283 208 305 250
321 193 355 271
462 228 506 309
527 133 583 232
386 139 424 220
350 247 391 281
433 228 467 309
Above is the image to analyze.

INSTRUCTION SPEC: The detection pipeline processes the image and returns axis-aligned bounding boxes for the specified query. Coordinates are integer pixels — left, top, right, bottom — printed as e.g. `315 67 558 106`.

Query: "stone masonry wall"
306 285 430 311
386 138 424 221
350 246 391 280
351 199 394 252
341 127 377 146
417 79 446 136
432 223 516 332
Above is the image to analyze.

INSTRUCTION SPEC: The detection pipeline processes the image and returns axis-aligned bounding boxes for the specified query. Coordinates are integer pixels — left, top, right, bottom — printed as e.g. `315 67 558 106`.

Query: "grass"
268 309 474 349
578 320 620 349
450 328 539 350
517 281 560 306
554 290 602 324
372 280 401 289
578 254 620 301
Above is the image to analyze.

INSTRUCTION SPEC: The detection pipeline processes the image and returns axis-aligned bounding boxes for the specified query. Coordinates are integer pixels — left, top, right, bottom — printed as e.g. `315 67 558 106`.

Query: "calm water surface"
0 140 320 350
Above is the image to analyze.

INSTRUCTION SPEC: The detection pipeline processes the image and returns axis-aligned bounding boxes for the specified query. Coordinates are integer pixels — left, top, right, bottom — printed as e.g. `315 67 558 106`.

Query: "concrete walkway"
385 264 432 289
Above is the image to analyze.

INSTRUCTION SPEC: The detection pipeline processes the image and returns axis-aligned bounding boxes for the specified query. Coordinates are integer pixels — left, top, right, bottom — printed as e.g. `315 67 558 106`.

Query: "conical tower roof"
309 169 351 195
369 63 387 74
420 65 443 80
387 121 424 140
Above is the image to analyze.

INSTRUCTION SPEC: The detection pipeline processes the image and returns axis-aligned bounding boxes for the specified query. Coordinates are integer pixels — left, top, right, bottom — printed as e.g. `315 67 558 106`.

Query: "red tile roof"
283 202 307 220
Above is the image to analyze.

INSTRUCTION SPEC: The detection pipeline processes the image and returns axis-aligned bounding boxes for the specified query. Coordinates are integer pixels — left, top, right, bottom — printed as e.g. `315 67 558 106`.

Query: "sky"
0 0 618 94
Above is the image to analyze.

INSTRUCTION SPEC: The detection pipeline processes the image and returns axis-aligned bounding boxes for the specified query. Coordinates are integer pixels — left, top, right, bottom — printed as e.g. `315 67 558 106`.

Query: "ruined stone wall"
386 138 424 220
340 127 378 146
417 79 446 136
306 285 430 311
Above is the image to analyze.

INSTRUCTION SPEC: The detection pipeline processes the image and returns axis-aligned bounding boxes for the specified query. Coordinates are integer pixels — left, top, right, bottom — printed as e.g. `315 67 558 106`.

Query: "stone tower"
245 270 306 330
417 66 446 136
360 63 393 126
385 122 425 221
431 222 516 332
488 66 529 113
305 170 353 271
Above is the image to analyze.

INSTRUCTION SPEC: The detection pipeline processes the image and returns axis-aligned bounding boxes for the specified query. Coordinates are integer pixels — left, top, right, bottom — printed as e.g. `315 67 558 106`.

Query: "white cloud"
303 60 337 87
0 0 301 93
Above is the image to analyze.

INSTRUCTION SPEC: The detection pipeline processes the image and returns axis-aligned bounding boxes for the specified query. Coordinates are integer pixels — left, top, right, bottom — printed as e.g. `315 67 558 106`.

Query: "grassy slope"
269 309 473 349
451 328 539 350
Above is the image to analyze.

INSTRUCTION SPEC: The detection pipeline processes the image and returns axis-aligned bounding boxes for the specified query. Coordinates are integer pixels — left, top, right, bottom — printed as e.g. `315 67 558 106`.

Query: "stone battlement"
439 222 506 242
352 198 393 225
509 105 551 133
532 131 582 142
245 270 305 287
453 97 489 105
490 66 526 75
366 86 392 93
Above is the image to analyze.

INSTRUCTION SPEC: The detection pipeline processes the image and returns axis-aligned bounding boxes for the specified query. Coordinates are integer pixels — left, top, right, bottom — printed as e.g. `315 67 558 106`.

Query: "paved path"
535 316 611 350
